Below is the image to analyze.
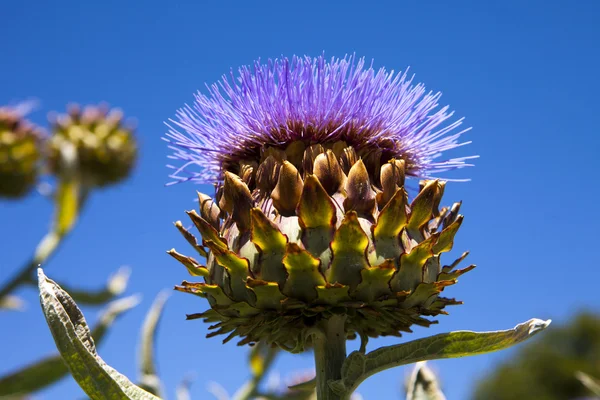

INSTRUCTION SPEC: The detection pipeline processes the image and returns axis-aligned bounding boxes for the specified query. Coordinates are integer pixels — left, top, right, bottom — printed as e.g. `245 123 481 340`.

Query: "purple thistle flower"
165 55 476 184
168 55 478 353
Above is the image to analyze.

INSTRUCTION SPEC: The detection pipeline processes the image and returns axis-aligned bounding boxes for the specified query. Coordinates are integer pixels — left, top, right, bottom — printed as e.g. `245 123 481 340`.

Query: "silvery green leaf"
406 362 446 400
0 293 139 397
138 291 169 397
330 318 551 396
37 268 160 400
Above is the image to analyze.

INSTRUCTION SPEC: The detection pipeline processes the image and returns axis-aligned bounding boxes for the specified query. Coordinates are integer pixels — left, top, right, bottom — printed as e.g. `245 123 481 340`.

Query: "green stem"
0 183 88 300
313 314 348 400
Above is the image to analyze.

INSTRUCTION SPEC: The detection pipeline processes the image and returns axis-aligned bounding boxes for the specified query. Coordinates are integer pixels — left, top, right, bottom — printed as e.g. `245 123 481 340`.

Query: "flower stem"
0 179 88 301
313 314 348 400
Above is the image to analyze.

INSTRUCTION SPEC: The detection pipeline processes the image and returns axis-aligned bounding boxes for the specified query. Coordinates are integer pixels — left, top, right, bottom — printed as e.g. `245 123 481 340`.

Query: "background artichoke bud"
171 141 474 351
48 104 137 187
0 106 44 199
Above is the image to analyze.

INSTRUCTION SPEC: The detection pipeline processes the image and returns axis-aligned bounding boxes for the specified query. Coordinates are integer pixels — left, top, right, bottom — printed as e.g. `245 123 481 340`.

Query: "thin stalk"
0 185 88 300
313 314 347 400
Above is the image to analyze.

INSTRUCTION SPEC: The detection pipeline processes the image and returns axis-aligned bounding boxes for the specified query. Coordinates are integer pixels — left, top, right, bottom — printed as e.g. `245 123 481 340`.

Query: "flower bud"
48 104 136 187
167 56 475 351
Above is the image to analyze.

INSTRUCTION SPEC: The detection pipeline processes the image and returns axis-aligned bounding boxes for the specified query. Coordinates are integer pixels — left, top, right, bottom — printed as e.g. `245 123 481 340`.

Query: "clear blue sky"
2 1 599 399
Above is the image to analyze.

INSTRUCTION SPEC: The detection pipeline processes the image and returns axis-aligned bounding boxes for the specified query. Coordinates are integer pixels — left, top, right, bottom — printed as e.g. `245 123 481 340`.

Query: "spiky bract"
48 104 137 187
171 142 474 351
0 107 44 198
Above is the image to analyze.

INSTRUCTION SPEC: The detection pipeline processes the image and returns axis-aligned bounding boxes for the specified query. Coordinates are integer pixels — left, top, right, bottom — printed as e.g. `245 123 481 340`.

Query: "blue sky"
1 1 599 399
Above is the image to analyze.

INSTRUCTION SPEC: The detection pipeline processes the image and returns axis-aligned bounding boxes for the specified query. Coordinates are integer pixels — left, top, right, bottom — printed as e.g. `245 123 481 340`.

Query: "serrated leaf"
0 294 138 397
138 291 169 397
37 268 160 400
331 318 551 396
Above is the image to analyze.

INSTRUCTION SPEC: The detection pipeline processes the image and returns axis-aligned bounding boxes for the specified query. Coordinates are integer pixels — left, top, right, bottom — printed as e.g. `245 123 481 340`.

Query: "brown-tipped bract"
171 142 473 351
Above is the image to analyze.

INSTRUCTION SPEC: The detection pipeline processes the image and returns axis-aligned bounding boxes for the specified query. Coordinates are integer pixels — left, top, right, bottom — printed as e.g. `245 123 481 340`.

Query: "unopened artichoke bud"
0 106 44 198
48 104 137 187
166 55 477 351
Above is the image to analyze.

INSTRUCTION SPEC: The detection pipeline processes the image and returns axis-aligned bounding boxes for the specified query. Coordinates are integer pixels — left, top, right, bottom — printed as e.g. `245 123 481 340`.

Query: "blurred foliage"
0 102 137 303
406 361 446 400
0 102 144 398
405 362 446 400
576 372 600 397
0 101 291 400
0 293 139 397
37 269 160 400
137 291 170 397
472 312 600 400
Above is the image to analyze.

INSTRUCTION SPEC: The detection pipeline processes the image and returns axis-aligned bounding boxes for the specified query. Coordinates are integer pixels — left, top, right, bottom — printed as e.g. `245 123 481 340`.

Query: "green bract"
171 142 474 352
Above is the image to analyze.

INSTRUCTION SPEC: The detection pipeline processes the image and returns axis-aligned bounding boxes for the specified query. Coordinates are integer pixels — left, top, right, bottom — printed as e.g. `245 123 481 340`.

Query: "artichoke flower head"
166 55 476 352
